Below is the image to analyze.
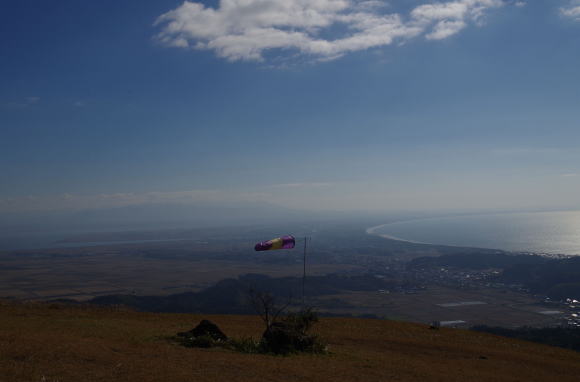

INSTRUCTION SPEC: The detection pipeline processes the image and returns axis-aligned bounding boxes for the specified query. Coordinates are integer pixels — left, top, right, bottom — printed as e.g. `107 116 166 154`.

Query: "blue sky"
1 0 580 217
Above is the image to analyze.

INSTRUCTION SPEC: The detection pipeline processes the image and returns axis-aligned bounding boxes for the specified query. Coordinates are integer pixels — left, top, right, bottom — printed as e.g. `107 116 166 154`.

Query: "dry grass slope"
1 300 580 382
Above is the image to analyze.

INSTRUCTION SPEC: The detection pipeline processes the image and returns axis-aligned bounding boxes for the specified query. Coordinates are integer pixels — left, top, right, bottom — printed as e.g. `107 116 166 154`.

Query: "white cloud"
561 1 580 21
514 1 526 7
411 0 499 22
355 1 390 11
154 0 506 62
425 19 466 40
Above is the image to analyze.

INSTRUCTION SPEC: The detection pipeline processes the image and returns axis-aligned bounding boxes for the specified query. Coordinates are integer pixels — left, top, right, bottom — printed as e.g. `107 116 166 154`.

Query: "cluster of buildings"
562 298 580 327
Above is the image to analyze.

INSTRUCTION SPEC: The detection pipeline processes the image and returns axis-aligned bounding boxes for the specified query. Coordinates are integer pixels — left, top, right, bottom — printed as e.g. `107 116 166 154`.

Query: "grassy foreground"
1 300 580 382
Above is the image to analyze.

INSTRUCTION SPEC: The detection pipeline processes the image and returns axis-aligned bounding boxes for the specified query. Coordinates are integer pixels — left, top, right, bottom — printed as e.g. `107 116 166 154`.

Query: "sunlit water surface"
369 211 580 255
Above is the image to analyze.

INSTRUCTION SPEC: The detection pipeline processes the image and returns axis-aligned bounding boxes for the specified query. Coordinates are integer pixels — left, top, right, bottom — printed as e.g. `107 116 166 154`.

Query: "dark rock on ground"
178 319 227 341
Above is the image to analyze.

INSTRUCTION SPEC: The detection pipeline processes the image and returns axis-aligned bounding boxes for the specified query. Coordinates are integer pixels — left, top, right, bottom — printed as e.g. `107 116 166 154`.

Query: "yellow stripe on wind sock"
269 237 284 250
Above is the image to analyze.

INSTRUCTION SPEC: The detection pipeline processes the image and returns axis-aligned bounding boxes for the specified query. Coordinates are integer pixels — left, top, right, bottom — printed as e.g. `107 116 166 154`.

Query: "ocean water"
369 211 580 255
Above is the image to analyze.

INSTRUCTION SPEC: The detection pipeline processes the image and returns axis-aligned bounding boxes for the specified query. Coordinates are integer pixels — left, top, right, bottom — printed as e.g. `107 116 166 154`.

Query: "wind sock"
254 235 295 251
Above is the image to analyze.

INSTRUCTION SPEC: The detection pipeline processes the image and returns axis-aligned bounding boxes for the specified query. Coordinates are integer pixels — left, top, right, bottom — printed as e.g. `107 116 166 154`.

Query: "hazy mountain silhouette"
0 201 314 236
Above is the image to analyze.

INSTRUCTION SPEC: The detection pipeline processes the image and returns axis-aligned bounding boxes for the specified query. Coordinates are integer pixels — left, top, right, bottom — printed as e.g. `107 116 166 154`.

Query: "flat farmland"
0 241 363 301
0 229 570 329
313 286 565 327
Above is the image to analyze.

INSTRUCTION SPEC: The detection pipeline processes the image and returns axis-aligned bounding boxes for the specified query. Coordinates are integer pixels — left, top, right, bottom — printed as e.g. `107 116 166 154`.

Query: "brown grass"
1 300 580 382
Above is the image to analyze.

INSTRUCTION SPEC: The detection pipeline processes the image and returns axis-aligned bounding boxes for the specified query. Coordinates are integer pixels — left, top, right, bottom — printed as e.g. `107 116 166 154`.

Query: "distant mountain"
0 201 316 235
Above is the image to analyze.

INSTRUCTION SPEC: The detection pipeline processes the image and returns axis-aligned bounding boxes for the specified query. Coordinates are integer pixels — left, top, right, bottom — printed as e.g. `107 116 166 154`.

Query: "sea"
368 210 580 256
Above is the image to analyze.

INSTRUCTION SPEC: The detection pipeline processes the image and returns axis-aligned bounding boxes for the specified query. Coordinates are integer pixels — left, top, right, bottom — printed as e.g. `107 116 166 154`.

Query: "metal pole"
302 236 307 307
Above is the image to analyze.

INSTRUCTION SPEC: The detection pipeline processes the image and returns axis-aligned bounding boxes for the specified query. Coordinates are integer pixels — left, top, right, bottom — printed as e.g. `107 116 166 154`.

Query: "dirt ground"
1 301 580 382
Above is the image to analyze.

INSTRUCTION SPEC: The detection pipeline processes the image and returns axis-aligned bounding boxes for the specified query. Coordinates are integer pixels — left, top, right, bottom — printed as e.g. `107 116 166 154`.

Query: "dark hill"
89 273 396 314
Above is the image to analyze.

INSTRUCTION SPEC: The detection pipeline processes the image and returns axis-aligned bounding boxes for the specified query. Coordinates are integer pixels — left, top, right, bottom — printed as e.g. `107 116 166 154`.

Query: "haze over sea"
369 210 580 256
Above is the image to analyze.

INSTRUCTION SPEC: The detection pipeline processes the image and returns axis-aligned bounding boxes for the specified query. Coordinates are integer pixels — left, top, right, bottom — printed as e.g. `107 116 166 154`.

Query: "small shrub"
227 337 262 353
307 334 328 354
260 309 327 355
283 308 319 334
178 334 218 348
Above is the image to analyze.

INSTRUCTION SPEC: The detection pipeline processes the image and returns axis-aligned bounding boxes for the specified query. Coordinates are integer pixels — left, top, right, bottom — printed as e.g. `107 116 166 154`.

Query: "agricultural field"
313 286 565 327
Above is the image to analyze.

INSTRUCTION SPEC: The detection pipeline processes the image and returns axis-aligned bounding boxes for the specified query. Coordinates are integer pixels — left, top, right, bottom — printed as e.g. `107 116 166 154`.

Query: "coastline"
365 223 430 245
366 222 574 259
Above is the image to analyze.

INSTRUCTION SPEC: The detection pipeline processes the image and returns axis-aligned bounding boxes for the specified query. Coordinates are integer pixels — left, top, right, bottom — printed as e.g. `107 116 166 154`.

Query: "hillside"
1 301 580 382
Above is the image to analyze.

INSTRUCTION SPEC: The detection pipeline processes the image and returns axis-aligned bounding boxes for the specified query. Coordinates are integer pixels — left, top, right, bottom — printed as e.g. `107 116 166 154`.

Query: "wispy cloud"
3 96 40 108
561 1 580 21
154 0 505 62
561 173 579 177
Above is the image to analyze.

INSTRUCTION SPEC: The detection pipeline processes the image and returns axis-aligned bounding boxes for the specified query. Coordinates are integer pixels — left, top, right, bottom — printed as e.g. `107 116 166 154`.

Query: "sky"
1 0 580 224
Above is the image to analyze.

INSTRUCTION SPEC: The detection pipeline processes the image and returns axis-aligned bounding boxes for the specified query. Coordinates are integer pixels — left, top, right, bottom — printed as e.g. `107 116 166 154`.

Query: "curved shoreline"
366 224 431 245
366 222 575 259
366 223 503 250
